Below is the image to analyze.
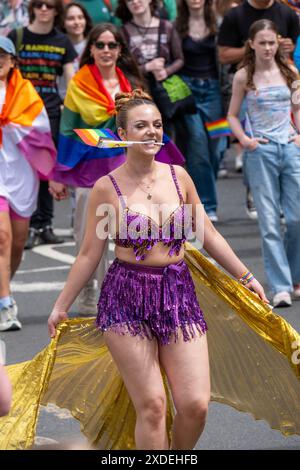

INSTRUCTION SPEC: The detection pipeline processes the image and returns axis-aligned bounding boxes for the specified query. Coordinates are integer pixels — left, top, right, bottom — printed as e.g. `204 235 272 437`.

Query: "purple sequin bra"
109 165 192 261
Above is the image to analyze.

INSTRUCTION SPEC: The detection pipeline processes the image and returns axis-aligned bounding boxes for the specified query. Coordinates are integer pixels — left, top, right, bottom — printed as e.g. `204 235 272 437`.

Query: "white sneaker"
0 300 22 331
207 213 219 223
272 291 292 308
235 153 243 172
245 191 258 220
76 286 98 316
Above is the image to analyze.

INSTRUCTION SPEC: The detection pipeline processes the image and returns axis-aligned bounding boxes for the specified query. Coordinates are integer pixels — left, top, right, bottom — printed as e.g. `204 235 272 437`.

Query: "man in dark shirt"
218 0 300 66
8 0 77 248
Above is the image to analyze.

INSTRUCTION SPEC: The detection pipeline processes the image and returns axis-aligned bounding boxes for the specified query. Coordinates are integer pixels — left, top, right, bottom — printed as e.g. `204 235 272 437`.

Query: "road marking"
11 281 65 292
32 243 76 265
17 265 70 274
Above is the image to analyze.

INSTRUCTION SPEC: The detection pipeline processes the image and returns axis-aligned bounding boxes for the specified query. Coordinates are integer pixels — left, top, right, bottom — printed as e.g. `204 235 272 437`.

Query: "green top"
78 0 120 25
163 0 177 21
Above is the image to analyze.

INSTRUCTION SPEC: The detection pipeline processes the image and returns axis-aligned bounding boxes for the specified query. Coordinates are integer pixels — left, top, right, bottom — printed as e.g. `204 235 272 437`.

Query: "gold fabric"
1 244 300 450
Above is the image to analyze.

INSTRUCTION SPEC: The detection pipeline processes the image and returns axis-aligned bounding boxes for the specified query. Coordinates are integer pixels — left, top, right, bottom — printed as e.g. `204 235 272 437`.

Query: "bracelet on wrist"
238 270 255 286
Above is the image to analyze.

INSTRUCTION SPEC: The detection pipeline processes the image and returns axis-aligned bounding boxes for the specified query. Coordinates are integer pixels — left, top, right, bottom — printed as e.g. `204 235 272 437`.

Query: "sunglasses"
94 41 119 50
33 1 56 10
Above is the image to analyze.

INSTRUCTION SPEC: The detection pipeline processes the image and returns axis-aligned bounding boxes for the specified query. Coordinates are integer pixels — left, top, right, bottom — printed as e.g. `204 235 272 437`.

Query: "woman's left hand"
246 278 269 304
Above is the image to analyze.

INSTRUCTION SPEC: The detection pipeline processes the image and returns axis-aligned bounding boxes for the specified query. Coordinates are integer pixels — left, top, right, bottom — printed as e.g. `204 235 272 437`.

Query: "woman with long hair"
51 23 183 314
175 0 226 222
116 0 185 140
228 19 300 307
58 1 93 98
51 23 142 315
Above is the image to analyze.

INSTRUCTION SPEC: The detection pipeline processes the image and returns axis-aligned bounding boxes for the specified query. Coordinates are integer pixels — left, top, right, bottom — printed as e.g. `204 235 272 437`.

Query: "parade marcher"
50 23 184 314
1 87 300 446
218 0 300 219
47 89 268 449
50 23 143 314
176 0 226 222
0 37 56 331
227 19 300 307
8 0 78 249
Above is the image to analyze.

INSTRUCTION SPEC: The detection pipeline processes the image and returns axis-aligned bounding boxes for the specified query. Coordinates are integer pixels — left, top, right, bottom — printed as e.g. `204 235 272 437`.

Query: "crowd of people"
0 0 300 450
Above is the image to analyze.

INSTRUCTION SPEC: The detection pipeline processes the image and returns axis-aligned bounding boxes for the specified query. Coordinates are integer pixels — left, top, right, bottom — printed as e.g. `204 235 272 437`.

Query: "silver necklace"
125 164 157 200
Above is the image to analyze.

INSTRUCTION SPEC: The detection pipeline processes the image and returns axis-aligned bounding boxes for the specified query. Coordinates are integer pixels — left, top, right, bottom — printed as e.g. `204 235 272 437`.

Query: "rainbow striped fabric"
205 118 232 139
53 65 184 188
0 69 56 179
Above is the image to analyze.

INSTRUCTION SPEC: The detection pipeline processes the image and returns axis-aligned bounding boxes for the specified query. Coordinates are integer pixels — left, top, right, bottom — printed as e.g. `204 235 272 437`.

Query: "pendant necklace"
125 164 157 200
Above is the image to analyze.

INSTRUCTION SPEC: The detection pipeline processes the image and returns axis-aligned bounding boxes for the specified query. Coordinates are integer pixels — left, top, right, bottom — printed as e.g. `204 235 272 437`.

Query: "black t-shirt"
8 27 77 118
218 0 300 48
181 35 218 79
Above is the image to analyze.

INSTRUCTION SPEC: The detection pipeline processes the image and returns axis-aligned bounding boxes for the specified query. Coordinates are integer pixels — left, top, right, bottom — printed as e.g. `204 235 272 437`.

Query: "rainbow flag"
53 65 184 188
205 118 232 139
0 69 56 179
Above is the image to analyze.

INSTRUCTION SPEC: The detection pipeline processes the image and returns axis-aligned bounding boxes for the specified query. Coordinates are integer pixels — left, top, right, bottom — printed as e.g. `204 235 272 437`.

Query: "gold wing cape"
1 245 300 450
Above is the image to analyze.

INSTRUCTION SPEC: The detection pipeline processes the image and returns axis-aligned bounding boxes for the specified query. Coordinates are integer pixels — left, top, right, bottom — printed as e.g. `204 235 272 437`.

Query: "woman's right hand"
240 136 268 151
48 308 68 338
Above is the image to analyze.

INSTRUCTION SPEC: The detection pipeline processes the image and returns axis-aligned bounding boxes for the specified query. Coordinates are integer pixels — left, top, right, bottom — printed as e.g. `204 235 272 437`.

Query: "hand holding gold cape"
1 245 300 450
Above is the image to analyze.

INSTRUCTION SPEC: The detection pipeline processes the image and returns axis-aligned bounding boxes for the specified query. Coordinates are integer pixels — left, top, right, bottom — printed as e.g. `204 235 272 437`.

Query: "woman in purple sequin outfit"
48 89 268 450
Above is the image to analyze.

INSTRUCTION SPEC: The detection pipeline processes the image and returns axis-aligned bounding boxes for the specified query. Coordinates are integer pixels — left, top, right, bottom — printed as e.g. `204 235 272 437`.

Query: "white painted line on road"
32 243 76 265
11 281 65 292
17 265 70 274
54 228 74 237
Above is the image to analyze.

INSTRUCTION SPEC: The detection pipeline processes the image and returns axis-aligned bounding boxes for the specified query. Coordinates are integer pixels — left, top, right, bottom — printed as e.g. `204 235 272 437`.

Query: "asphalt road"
2 152 300 450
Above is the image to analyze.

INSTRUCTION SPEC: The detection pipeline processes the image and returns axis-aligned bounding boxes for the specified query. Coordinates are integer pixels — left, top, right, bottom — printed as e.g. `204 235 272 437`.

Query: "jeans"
181 77 225 214
244 141 300 294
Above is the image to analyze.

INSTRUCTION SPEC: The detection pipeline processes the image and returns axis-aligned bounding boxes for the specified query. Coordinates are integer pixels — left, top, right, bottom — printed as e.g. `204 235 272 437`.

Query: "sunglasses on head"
33 1 56 10
94 41 119 50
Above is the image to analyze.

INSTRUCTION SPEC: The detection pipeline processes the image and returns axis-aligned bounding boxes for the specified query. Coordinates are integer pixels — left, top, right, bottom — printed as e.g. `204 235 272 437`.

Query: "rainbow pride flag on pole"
205 118 232 139
53 65 184 188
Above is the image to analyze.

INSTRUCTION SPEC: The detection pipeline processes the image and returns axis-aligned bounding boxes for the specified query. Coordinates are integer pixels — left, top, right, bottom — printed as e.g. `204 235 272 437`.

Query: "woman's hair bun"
115 89 153 113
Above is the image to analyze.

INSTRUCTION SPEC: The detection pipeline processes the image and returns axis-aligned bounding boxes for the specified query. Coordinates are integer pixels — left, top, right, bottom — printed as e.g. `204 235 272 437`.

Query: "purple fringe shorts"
96 258 207 345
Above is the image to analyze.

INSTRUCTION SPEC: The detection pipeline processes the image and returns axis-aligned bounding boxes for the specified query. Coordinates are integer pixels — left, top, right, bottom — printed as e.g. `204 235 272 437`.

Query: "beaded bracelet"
238 270 255 286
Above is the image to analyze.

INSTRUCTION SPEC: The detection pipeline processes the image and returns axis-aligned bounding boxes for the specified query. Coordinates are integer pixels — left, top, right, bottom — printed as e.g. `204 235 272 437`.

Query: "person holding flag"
0 37 56 331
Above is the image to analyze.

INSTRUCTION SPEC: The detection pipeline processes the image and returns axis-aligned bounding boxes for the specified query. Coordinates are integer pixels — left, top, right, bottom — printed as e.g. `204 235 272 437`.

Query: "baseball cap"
0 37 16 56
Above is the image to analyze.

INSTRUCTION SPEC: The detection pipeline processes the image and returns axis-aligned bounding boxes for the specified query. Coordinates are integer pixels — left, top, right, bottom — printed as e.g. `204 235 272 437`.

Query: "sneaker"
293 284 300 299
76 286 98 316
207 213 219 223
245 190 258 220
235 153 243 173
24 228 41 250
218 168 228 178
0 300 22 331
272 291 292 308
39 226 64 245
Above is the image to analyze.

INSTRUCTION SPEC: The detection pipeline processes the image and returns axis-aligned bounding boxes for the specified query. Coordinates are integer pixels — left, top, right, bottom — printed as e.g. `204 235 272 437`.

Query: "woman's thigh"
158 333 210 408
104 331 166 410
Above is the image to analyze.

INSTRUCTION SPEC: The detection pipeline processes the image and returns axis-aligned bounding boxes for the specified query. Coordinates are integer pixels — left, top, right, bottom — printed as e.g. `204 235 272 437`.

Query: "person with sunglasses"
49 23 144 315
7 0 78 250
